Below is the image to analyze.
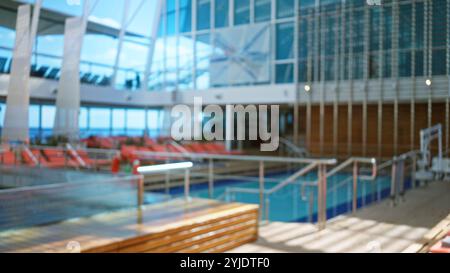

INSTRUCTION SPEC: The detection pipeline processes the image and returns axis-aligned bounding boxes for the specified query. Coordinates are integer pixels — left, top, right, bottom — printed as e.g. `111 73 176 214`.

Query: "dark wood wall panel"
299 103 447 159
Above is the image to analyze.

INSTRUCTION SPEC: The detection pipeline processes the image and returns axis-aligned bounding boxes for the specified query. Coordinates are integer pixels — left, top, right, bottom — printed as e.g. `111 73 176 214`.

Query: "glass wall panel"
178 35 194 90
79 107 88 130
197 0 211 30
255 0 271 22
89 108 111 129
277 0 295 19
276 23 294 60
116 38 148 90
127 0 155 37
196 34 211 90
165 36 178 91
29 105 40 129
0 103 4 128
276 63 294 83
166 0 176 35
149 38 165 91
432 49 447 76
180 0 192 33
234 0 250 25
126 109 146 133
215 0 229 28
41 105 55 129
112 109 126 135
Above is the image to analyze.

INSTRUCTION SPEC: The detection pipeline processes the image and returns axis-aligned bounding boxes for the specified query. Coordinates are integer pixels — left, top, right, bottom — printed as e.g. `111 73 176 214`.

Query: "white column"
2 2 42 143
53 0 90 140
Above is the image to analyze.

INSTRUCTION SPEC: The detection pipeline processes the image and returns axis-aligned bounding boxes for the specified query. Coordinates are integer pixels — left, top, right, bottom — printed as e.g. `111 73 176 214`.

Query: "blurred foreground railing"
0 166 141 232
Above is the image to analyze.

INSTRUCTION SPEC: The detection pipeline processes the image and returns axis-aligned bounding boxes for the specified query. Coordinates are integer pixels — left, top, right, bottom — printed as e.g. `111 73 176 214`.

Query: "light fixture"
426 79 432 86
304 85 311 92
137 162 193 174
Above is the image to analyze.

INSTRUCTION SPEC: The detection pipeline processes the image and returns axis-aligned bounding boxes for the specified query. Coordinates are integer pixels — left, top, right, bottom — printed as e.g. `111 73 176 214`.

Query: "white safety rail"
137 162 194 205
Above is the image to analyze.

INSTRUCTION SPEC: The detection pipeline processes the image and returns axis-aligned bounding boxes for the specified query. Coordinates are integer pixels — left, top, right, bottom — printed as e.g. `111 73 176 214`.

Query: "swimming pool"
166 171 395 223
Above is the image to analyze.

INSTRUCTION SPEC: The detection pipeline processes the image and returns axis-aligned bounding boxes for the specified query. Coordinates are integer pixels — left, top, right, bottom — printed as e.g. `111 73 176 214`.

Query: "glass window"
79 107 88 129
0 26 16 49
126 109 146 130
234 0 250 25
178 35 194 90
196 34 211 90
180 0 192 33
415 50 424 76
399 4 412 50
112 109 126 134
89 108 111 129
255 0 271 22
126 0 156 37
116 38 147 90
276 23 294 60
166 0 176 35
147 110 160 130
432 0 447 48
277 0 295 19
41 105 55 129
29 105 40 129
370 8 381 51
165 36 178 91
149 38 165 91
399 51 412 77
432 49 447 76
415 3 424 49
215 0 229 28
0 103 5 128
197 0 211 30
276 64 294 83
298 60 307 82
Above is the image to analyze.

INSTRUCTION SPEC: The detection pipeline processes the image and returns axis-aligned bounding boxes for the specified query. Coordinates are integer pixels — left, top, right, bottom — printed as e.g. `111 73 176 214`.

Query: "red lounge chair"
144 137 157 147
76 150 111 167
0 151 17 165
121 145 138 161
99 138 114 149
42 149 78 168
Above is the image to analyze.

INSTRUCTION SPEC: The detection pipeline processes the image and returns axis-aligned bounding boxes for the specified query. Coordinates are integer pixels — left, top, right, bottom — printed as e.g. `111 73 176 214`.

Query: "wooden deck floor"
0 199 259 253
229 181 450 253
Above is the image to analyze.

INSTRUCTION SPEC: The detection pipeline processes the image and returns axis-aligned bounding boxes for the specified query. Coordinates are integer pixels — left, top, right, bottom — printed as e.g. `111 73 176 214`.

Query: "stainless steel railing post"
412 156 417 189
317 164 328 230
259 161 265 221
308 190 314 223
184 168 190 201
353 161 358 213
208 159 214 198
165 158 170 194
265 197 270 223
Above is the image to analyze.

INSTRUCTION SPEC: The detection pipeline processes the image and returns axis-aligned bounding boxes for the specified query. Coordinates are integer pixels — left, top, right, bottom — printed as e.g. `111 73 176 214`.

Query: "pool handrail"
225 157 377 229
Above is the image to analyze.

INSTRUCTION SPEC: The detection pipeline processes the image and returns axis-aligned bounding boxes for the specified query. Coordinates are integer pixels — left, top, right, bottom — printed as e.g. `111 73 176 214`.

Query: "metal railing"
378 150 421 205
0 145 118 171
279 137 309 157
132 150 337 227
137 162 194 206
224 157 377 229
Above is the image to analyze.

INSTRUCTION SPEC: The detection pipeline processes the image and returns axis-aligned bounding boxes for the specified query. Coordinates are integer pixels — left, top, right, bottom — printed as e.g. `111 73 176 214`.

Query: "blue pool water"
163 171 396 223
